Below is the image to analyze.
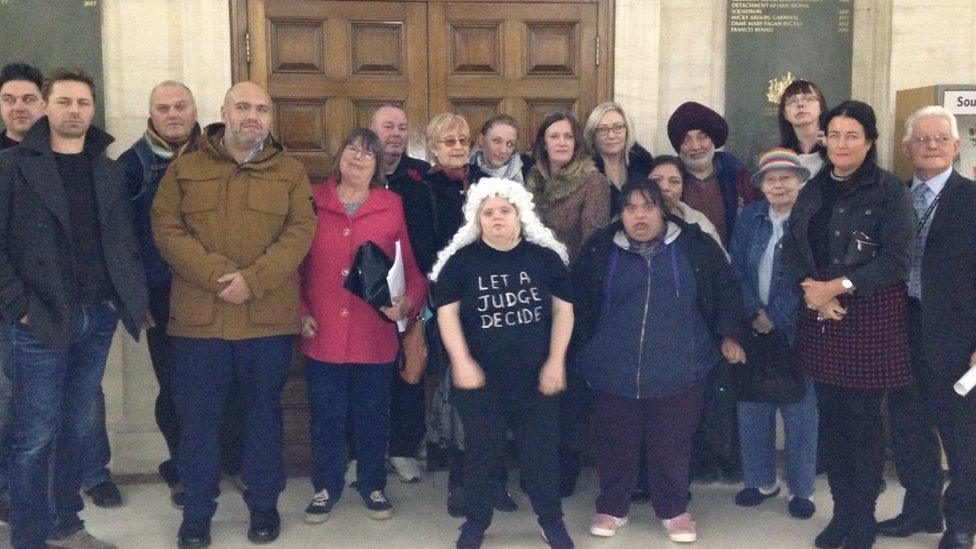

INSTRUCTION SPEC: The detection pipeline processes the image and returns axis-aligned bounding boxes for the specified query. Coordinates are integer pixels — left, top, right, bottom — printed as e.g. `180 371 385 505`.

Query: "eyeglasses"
595 124 626 136
342 145 375 160
438 136 470 148
785 95 818 107
908 134 955 147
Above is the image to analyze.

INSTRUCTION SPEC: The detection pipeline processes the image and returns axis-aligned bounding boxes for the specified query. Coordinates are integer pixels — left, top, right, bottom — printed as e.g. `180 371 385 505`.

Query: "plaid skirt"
795 280 912 389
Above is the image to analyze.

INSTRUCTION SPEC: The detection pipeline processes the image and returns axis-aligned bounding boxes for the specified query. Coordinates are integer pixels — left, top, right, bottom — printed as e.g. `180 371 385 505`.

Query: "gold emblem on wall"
766 71 797 105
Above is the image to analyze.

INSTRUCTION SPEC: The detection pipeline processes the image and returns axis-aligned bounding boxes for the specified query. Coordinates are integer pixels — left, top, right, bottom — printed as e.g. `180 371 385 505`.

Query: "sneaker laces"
312 488 330 505
369 490 389 504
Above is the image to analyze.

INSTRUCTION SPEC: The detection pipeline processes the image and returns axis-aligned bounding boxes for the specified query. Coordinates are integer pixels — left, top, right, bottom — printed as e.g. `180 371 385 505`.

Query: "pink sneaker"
589 513 628 537
663 512 697 543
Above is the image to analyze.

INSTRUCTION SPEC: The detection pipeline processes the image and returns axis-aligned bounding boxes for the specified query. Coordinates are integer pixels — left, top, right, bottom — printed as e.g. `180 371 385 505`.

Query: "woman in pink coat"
299 128 427 523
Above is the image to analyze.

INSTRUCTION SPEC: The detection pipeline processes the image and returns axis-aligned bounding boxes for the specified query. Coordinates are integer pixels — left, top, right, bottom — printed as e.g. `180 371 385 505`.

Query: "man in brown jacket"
151 81 315 548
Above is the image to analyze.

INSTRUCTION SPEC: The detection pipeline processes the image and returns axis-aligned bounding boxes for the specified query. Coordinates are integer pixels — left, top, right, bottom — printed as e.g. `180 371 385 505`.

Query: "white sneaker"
388 456 422 482
590 513 628 537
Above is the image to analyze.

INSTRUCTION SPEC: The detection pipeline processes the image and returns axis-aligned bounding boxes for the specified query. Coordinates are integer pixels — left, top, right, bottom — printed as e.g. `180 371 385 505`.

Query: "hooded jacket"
151 123 315 339
0 117 148 347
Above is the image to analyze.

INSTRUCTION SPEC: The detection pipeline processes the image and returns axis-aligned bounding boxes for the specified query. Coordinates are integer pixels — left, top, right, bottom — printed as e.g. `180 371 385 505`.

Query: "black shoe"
177 520 211 549
843 527 877 549
447 488 466 518
85 480 123 508
170 484 187 509
493 484 518 512
815 515 851 548
940 530 975 549
877 514 943 537
456 520 487 549
247 508 281 544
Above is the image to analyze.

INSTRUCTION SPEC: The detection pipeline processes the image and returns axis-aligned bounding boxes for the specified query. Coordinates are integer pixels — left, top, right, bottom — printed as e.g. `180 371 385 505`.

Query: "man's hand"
752 310 774 334
300 315 318 339
721 337 746 364
380 295 412 322
217 271 252 304
538 357 567 396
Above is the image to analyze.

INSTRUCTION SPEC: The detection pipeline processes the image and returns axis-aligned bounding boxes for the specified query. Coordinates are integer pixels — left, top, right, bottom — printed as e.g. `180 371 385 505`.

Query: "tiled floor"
1 468 941 548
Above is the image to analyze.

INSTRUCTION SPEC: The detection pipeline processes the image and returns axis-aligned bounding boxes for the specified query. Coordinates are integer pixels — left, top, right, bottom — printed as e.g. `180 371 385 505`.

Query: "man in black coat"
0 68 148 549
878 106 976 549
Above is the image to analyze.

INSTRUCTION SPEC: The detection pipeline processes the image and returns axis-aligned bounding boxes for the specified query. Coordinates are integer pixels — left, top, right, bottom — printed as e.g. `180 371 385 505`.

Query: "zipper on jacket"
635 259 653 399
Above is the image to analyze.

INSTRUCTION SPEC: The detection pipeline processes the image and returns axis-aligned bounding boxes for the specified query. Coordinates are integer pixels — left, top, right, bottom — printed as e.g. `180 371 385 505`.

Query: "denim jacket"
729 200 799 342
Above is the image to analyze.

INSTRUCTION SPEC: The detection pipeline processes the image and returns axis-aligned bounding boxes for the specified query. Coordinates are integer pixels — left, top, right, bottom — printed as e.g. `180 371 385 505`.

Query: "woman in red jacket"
299 128 427 523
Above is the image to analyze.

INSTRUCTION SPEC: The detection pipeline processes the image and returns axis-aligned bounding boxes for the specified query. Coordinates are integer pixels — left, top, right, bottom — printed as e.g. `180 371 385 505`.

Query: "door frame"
228 0 614 104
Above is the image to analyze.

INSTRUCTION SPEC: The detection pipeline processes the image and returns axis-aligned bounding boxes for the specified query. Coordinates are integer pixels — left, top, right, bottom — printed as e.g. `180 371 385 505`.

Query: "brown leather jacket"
151 123 315 339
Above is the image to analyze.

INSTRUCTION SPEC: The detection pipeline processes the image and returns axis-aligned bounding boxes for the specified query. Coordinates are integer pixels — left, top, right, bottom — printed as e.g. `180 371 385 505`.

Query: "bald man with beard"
152 81 315 548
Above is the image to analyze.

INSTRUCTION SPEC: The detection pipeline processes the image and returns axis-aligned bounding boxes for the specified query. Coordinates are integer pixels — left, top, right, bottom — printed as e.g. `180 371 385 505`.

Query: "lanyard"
915 185 946 235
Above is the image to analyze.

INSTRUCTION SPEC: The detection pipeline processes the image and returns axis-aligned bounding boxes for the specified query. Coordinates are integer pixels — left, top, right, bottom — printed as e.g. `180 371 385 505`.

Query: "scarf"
524 157 598 205
469 150 524 183
430 163 472 192
145 118 199 160
627 234 668 262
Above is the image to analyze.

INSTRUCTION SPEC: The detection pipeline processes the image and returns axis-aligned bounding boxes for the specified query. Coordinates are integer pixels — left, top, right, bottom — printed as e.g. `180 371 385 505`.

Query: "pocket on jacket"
169 280 215 326
179 178 221 241
247 276 299 325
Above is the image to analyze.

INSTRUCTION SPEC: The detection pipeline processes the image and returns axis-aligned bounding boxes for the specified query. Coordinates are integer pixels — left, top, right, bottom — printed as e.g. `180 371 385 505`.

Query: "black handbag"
733 329 806 404
343 241 393 316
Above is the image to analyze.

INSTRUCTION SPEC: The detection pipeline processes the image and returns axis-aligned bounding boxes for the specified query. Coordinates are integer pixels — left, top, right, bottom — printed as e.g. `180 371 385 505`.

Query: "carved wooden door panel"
428 2 607 151
234 0 610 467
247 0 429 181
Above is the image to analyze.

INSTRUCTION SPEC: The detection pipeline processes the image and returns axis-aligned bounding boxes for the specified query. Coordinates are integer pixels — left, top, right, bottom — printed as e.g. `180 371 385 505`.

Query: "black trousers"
557 370 590 485
454 387 561 528
388 366 427 458
816 382 886 528
889 299 976 532
147 286 244 485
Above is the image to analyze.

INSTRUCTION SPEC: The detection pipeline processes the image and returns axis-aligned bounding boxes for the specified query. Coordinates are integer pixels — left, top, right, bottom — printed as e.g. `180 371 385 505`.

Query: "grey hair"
584 101 636 165
902 105 959 142
149 80 195 109
429 177 568 281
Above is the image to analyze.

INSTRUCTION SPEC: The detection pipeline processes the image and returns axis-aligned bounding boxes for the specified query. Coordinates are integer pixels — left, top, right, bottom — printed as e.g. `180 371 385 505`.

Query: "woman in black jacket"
780 100 915 549
584 102 652 217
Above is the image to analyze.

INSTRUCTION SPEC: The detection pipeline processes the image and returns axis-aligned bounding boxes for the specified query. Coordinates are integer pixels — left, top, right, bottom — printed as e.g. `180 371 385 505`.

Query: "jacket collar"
19 116 114 157
200 122 283 167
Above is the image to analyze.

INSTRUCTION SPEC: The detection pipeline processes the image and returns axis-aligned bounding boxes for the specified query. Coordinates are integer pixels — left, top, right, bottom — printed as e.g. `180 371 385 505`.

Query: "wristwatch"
841 277 855 293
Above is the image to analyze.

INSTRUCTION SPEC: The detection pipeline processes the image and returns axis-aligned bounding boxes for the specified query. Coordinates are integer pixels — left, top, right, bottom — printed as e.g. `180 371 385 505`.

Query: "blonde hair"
429 177 569 281
426 113 470 154
584 102 636 165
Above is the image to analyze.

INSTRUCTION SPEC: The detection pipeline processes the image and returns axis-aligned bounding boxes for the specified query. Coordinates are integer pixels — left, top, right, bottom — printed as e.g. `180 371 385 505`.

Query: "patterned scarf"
145 118 199 160
524 157 598 205
469 149 524 183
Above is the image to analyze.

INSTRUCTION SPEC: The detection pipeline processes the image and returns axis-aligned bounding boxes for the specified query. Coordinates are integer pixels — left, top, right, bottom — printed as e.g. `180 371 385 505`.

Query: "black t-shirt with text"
435 239 572 398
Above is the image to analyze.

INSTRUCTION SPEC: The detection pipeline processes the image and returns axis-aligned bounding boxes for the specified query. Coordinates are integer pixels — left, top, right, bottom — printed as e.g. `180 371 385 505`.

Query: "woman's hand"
752 310 775 334
538 357 567 396
721 337 746 364
800 277 844 310
300 315 318 339
451 358 486 390
817 298 847 321
381 295 413 322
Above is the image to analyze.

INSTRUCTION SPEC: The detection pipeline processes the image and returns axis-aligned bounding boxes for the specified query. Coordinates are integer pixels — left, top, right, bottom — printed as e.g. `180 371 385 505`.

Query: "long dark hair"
778 79 827 154
531 111 589 175
331 128 386 188
823 100 879 176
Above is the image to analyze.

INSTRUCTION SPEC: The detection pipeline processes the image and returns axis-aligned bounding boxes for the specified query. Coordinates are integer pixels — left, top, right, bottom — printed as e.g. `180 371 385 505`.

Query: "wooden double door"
231 0 613 466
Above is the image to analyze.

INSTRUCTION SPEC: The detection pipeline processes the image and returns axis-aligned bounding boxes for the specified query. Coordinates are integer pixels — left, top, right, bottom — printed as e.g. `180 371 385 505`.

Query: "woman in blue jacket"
728 148 817 519
572 178 746 543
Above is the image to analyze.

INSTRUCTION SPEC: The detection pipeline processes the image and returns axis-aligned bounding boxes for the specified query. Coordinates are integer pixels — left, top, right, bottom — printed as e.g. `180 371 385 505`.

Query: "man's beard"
230 129 264 149
680 149 715 173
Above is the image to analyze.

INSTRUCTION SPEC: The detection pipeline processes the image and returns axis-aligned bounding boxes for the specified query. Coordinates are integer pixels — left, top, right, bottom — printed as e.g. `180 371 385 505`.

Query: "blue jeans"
9 303 118 549
80 389 112 492
170 336 291 524
737 379 818 499
306 360 394 500
0 325 11 505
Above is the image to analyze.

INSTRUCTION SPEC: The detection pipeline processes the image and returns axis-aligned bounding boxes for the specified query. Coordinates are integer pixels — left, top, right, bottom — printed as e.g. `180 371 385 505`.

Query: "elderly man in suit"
877 105 976 549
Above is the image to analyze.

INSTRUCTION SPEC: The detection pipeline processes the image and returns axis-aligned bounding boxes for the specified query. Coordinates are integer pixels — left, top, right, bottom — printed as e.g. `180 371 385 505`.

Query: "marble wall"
98 0 976 475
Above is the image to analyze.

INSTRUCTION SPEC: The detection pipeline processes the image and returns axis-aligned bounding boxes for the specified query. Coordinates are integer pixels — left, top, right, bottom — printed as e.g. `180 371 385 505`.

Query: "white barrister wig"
428 177 569 281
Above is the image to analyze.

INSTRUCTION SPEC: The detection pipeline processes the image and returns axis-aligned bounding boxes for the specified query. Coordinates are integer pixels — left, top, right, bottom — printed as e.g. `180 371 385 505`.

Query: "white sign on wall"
943 91 976 115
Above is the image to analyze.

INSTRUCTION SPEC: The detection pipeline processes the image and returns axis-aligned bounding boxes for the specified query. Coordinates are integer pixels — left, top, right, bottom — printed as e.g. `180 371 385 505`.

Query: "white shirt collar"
912 167 952 197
